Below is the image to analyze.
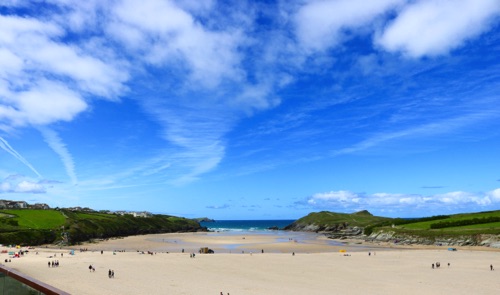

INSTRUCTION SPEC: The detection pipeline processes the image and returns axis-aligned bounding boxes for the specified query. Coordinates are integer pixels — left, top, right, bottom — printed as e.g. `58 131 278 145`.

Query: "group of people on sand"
431 261 494 271
48 260 60 267
87 264 116 278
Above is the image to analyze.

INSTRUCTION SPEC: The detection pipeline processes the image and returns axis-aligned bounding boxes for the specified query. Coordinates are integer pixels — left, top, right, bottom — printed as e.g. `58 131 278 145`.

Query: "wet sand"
4 232 500 294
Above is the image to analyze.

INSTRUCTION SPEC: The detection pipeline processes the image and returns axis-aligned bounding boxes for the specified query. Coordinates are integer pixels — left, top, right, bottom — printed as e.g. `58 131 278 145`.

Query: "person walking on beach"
108 269 112 278
490 264 494 271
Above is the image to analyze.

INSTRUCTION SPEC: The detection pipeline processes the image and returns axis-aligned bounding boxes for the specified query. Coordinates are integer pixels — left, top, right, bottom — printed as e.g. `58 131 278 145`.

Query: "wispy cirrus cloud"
99 0 284 183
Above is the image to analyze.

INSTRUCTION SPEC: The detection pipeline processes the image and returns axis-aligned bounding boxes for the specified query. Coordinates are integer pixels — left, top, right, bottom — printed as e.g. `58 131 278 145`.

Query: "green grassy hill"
288 210 500 246
284 210 391 231
0 209 204 246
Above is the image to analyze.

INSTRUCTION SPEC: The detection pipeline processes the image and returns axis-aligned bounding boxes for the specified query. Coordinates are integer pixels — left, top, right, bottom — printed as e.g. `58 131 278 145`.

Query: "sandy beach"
3 231 500 294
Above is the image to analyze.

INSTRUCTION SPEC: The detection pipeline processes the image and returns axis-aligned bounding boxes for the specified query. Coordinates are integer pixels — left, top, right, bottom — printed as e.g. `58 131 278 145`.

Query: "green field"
368 210 500 238
398 211 500 230
0 209 66 229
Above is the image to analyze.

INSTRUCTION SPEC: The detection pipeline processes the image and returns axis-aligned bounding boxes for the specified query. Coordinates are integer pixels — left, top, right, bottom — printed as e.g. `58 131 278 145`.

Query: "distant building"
66 206 83 212
65 206 95 212
0 200 29 209
131 211 152 218
30 203 50 209
113 211 152 218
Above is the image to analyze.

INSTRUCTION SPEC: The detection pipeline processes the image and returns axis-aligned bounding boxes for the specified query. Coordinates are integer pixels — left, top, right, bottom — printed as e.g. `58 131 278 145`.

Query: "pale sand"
3 232 500 295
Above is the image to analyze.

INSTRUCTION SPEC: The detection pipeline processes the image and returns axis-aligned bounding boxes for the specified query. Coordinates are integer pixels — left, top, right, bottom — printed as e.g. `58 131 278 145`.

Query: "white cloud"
377 0 500 57
487 188 500 201
9 80 87 126
294 0 403 52
0 175 46 194
15 180 46 194
310 190 360 204
0 13 128 128
0 6 130 181
98 0 261 183
47 0 105 32
293 0 500 58
302 188 500 213
107 0 244 89
435 191 492 206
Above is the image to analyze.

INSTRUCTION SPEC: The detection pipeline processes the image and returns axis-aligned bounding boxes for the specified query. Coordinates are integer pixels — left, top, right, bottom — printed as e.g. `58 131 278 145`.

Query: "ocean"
197 219 346 250
199 220 295 232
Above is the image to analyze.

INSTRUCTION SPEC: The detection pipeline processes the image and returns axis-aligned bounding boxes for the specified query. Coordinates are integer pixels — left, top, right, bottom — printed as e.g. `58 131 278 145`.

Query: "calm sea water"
199 220 295 232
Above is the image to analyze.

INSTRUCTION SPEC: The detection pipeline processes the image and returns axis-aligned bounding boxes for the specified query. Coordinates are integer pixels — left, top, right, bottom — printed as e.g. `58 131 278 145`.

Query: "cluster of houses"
0 200 152 218
0 200 49 209
66 207 152 217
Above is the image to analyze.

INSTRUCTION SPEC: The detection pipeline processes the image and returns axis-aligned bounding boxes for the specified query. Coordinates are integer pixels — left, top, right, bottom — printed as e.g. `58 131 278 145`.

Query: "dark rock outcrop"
365 231 500 247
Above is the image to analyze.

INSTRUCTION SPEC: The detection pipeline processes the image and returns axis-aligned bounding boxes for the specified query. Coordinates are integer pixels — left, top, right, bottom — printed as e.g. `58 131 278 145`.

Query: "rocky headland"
284 210 500 248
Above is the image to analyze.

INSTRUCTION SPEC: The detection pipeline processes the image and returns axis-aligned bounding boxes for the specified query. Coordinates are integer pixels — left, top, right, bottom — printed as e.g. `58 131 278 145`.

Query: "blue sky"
1 0 500 220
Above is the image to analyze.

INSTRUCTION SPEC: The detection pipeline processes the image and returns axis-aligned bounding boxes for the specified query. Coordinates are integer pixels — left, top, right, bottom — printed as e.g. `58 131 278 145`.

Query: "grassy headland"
0 209 204 246
286 210 500 246
284 210 391 232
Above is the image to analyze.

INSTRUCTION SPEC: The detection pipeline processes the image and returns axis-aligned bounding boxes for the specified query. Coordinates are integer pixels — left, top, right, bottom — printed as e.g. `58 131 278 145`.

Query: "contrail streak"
38 127 78 185
0 136 43 178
